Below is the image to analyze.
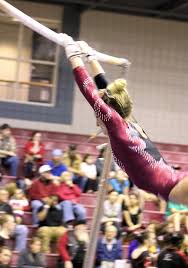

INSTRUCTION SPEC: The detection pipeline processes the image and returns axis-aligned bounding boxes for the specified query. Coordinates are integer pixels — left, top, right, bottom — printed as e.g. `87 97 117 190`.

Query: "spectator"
58 223 89 268
101 191 122 231
0 190 12 215
96 225 122 268
123 192 143 231
9 189 29 223
81 154 97 193
24 131 45 179
164 221 175 235
0 214 28 252
182 234 188 256
0 246 12 268
18 236 46 268
108 170 130 195
57 171 86 226
37 195 66 253
0 124 19 177
95 146 116 180
147 222 160 256
47 149 67 178
157 232 188 268
62 144 82 168
69 160 85 192
166 200 188 232
130 232 150 268
28 164 58 225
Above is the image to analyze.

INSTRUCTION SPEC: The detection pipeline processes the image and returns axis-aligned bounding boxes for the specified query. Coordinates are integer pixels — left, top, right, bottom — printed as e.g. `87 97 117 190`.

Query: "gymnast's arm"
69 55 122 129
89 60 109 90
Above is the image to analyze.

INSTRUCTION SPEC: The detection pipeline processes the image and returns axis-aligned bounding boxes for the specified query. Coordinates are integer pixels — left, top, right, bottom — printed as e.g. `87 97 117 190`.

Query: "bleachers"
11 128 188 171
0 173 164 267
2 129 188 267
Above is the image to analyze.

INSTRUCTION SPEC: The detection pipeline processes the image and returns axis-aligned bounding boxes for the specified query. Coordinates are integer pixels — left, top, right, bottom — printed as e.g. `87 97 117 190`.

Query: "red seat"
143 210 164 223
22 212 32 225
144 201 159 211
122 245 128 259
85 205 95 217
10 251 59 268
79 194 97 206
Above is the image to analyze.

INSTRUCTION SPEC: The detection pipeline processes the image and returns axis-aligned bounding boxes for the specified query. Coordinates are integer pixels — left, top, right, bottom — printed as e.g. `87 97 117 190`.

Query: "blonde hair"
102 79 133 119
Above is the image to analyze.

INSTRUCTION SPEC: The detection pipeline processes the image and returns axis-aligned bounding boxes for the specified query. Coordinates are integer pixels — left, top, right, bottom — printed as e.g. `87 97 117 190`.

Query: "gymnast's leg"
169 176 188 204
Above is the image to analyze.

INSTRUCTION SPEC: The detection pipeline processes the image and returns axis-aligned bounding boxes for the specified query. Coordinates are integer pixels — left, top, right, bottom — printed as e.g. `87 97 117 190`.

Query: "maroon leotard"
73 66 185 200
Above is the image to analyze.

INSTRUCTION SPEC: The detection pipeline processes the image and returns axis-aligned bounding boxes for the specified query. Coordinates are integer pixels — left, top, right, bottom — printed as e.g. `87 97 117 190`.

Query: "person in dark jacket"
18 237 46 268
36 195 66 253
58 223 89 268
157 232 188 268
96 225 122 268
130 232 150 268
0 190 12 215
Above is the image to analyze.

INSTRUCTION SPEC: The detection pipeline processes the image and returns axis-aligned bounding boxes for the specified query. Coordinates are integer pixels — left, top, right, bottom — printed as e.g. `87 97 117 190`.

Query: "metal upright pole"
83 143 112 268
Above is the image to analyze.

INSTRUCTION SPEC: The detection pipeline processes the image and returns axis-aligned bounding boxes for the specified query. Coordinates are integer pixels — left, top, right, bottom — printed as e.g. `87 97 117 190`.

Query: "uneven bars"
0 0 131 67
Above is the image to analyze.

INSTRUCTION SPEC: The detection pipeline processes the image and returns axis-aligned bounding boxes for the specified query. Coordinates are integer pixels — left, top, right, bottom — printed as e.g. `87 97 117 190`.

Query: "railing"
0 78 52 87
0 79 53 103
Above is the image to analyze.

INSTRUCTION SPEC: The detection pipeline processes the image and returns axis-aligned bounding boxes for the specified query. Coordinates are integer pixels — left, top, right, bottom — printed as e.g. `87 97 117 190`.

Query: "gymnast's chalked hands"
118 58 131 68
77 41 131 69
77 41 96 62
59 33 82 59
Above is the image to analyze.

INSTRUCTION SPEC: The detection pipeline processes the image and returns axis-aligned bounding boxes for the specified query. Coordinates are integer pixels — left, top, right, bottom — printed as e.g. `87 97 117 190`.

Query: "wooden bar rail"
0 79 52 88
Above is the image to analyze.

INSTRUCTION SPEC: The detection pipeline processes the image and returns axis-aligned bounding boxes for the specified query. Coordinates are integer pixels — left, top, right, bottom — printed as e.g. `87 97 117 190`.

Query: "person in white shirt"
81 154 97 193
101 191 122 233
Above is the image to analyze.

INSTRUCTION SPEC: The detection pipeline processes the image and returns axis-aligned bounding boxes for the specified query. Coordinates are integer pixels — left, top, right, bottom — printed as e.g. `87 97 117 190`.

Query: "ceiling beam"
157 0 188 11
26 0 188 22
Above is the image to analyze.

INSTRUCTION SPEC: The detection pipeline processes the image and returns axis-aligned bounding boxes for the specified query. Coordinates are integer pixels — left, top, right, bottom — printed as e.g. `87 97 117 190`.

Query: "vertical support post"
56 5 82 122
83 143 112 268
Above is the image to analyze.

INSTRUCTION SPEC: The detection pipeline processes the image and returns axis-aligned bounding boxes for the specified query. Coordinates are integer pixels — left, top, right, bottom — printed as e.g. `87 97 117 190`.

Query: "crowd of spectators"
0 123 188 268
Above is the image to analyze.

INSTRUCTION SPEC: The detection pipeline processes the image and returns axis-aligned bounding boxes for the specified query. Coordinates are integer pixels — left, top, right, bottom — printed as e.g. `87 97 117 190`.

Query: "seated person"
28 164 58 225
37 195 66 253
0 246 12 268
18 236 46 268
62 144 82 168
166 200 188 232
101 191 122 232
69 159 85 192
157 232 188 268
57 171 87 225
123 192 143 231
81 154 97 193
0 190 13 215
95 146 116 180
96 225 122 268
108 170 130 195
0 124 19 177
182 234 188 257
130 232 150 268
58 223 89 268
9 189 29 223
24 131 45 179
47 149 67 178
146 222 160 257
0 214 28 252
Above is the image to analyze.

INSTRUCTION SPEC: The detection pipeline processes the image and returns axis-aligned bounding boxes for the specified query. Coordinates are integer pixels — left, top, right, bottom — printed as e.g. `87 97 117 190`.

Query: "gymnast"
61 34 188 204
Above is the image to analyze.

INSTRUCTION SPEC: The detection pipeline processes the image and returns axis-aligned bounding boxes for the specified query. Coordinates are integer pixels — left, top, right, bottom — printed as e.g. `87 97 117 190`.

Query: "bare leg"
168 213 181 232
184 215 188 233
169 177 188 205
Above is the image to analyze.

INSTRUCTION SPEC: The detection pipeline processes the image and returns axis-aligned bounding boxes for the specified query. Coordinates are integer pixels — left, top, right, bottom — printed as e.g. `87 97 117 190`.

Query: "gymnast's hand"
59 33 82 59
77 40 96 62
